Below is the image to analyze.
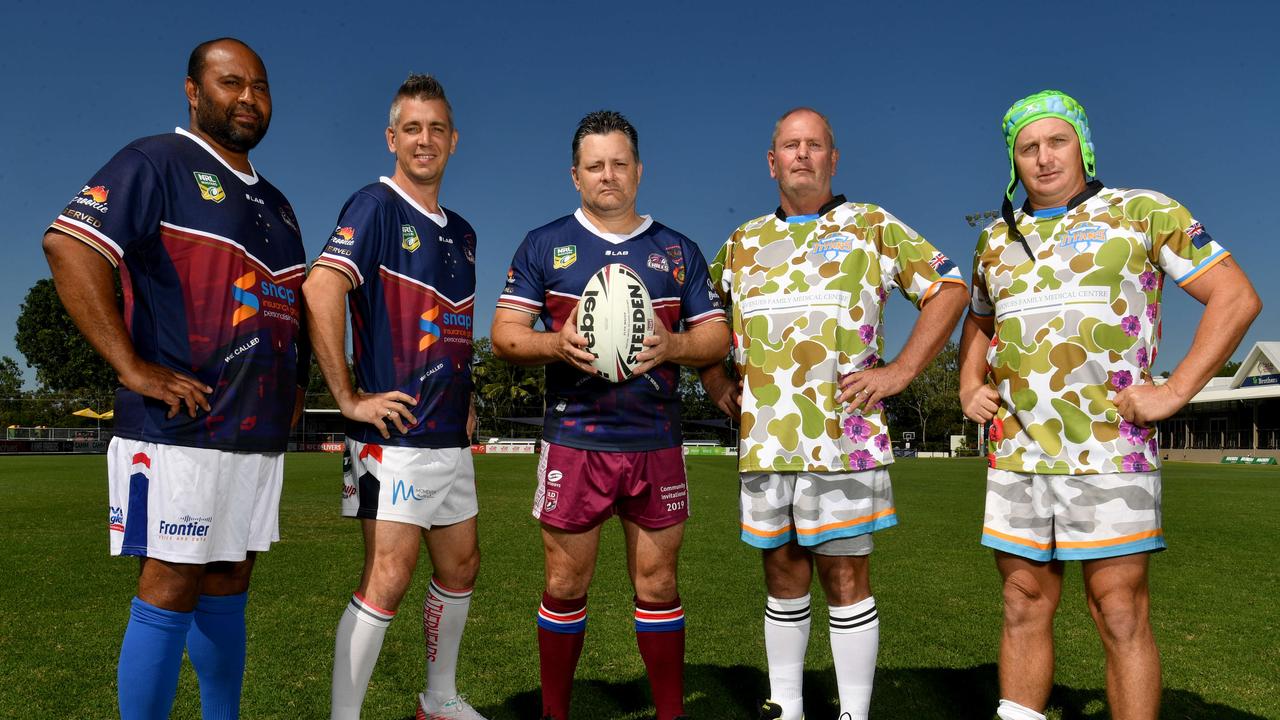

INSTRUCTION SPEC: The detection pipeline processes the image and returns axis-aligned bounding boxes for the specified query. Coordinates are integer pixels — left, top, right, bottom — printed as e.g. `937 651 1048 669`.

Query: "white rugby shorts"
342 439 477 529
739 467 898 550
107 437 283 564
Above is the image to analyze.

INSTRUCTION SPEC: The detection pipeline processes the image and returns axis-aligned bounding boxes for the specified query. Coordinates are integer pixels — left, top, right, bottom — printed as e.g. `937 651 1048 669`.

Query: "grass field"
1 455 1277 719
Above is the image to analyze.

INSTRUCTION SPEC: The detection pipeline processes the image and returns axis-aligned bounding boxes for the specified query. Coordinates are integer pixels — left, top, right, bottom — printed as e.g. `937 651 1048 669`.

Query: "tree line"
7 277 977 448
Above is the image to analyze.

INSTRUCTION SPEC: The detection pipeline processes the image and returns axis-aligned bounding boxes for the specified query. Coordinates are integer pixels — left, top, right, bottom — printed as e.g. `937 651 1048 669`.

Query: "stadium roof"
1182 341 1280 403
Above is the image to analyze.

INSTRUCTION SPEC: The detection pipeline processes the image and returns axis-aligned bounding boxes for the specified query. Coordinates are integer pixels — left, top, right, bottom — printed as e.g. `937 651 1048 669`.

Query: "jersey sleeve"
969 229 995 317
877 211 965 309
708 236 734 306
48 146 163 267
1141 197 1230 287
496 233 545 314
678 239 726 328
312 191 386 288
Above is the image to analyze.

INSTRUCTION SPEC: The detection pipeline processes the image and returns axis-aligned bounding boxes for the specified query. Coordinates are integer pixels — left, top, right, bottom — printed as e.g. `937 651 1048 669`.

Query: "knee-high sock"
635 596 686 720
331 592 395 720
828 596 879 720
423 578 473 701
996 699 1047 720
536 593 587 720
764 594 811 720
118 596 194 720
186 592 248 720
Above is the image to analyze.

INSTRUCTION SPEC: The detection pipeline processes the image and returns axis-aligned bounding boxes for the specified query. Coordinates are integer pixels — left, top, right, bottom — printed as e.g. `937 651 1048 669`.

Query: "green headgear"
1001 89 1095 201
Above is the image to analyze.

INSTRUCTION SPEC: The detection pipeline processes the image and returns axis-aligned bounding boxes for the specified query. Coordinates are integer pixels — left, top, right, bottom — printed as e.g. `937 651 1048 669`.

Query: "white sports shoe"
416 692 489 720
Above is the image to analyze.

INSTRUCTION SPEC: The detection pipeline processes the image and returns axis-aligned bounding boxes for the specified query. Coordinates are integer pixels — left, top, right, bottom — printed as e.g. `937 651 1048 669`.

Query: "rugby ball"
578 263 656 382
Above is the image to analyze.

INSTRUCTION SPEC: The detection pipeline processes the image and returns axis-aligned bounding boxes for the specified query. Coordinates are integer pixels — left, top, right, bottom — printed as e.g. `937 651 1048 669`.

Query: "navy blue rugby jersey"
497 210 725 451
49 128 307 452
314 179 476 448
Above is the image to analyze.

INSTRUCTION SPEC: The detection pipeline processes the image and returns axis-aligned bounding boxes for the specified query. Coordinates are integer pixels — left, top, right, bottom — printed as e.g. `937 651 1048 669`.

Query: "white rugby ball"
578 263 656 382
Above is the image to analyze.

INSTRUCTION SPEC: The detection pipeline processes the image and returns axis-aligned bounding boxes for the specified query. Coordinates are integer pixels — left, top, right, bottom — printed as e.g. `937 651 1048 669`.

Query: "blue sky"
3 0 1276 387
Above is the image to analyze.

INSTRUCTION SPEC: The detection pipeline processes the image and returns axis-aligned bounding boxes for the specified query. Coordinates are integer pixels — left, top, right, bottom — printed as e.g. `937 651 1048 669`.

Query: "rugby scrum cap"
1001 89 1095 201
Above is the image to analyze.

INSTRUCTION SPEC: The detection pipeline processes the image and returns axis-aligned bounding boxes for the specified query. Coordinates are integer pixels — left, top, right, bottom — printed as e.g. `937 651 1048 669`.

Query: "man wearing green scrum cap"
958 90 1260 720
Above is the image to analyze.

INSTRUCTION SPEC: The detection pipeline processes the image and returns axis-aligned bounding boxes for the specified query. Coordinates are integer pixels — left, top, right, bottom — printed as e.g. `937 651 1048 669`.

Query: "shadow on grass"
455 662 1270 719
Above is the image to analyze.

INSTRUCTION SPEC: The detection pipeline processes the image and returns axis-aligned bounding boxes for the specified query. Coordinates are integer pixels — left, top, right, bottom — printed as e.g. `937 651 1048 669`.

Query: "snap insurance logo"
193 171 226 203
232 271 259 325
419 306 442 351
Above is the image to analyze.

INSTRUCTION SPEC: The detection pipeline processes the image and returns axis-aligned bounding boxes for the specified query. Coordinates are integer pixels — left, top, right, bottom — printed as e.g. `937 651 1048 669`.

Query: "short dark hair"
390 73 453 128
771 107 836 150
572 110 639 166
187 37 262 84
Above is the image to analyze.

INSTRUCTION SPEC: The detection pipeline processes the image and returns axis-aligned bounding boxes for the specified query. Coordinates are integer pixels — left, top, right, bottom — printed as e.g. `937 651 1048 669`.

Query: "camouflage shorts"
981 469 1166 561
739 468 897 550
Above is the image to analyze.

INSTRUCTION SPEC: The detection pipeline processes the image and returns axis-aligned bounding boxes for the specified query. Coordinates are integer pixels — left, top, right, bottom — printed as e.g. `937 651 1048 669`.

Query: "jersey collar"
381 177 447 227
1020 180 1104 219
775 194 846 223
175 127 258 185
573 208 653 244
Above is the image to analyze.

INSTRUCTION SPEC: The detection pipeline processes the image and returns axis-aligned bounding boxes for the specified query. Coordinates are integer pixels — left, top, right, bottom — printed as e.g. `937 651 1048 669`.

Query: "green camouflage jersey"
712 195 965 473
971 184 1229 475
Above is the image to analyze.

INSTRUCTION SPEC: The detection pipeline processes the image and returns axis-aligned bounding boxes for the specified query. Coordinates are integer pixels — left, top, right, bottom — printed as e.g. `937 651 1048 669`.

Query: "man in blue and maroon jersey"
42 38 306 718
492 110 729 720
302 74 486 720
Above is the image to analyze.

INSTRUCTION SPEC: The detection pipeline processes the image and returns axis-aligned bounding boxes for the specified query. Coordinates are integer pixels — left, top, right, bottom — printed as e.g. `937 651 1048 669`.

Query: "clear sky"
3 0 1276 387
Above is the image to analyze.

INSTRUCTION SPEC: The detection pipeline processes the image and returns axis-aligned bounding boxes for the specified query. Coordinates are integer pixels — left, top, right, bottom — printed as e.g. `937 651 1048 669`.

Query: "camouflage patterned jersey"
712 195 965 473
971 184 1229 475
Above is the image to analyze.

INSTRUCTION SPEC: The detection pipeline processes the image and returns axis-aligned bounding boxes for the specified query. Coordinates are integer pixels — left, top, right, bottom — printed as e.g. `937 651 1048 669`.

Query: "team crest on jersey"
553 245 577 269
647 253 670 273
278 205 300 235
231 271 259 325
402 224 421 252
463 234 476 263
193 172 226 203
811 234 855 262
1055 222 1108 253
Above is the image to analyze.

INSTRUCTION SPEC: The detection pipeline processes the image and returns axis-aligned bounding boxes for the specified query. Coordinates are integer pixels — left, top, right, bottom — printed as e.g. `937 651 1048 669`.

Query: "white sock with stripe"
423 578 473 703
828 596 878 720
996 699 1047 720
764 594 811 720
331 592 395 720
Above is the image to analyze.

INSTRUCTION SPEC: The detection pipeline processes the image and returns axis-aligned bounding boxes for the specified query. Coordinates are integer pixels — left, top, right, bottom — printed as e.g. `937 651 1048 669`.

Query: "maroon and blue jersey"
49 128 307 452
314 178 476 448
497 210 725 451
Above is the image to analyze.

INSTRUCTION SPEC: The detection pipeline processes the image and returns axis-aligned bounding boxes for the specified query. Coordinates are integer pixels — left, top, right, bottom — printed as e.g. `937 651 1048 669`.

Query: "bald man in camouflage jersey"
959 90 1260 720
702 107 966 720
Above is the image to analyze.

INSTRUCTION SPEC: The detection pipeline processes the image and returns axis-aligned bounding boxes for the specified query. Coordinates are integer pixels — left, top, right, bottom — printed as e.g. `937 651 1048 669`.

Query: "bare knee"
1002 572 1059 629
634 564 678 603
435 546 480 590
361 558 417 610
1088 586 1150 646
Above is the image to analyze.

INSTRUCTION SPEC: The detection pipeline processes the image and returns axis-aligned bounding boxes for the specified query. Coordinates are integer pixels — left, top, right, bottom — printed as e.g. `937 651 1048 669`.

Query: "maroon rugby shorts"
533 442 688 532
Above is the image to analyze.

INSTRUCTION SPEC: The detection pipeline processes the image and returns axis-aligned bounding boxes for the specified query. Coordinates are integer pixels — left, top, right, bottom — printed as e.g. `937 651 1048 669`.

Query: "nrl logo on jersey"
1055 222 1108 253
553 245 577 269
193 172 226 203
402 224 421 252
812 234 855 262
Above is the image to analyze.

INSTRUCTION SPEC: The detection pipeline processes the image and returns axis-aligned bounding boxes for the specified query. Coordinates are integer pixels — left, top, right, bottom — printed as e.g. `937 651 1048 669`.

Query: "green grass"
1 456 1276 719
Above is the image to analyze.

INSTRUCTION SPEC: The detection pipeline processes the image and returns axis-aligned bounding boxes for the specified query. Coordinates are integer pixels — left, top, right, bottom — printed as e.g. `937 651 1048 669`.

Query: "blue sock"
119 596 193 720
187 592 249 720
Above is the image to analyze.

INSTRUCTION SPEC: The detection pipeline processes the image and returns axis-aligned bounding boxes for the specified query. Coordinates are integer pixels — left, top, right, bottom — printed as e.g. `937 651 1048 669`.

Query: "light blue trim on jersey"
1054 536 1166 561
786 213 820 223
798 513 898 547
981 533 1053 562
1173 248 1227 285
1031 206 1067 218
